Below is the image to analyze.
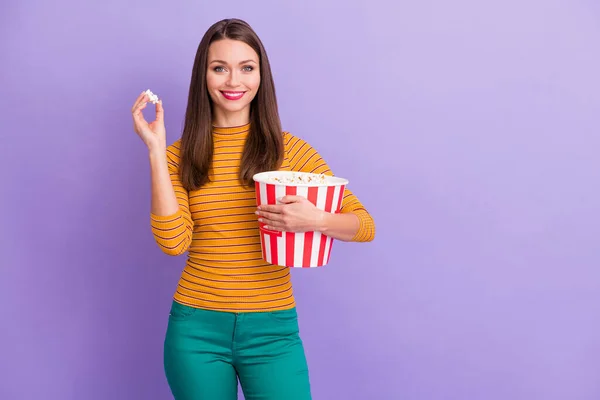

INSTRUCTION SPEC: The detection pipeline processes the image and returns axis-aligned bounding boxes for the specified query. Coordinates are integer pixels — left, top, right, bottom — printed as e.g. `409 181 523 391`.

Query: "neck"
212 107 251 128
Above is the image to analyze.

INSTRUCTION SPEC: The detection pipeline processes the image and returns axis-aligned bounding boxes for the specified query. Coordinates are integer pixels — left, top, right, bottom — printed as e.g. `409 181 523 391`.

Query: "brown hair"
179 18 284 190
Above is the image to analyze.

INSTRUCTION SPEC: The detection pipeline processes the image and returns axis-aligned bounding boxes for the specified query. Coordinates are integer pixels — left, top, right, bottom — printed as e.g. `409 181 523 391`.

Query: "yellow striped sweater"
150 123 375 312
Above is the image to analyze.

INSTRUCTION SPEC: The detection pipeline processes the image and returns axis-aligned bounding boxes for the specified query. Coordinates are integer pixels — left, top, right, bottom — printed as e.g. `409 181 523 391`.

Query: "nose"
226 70 240 87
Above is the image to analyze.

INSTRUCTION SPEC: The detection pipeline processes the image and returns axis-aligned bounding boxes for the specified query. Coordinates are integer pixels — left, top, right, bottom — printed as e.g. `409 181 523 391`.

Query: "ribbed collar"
212 123 251 139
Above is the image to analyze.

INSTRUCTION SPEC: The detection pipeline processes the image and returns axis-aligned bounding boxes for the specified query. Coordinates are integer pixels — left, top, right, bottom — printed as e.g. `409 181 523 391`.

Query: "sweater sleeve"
284 132 376 242
149 141 194 255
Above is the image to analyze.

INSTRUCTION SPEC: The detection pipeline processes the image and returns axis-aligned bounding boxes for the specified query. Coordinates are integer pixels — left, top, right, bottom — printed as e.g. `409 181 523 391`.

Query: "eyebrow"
209 59 258 65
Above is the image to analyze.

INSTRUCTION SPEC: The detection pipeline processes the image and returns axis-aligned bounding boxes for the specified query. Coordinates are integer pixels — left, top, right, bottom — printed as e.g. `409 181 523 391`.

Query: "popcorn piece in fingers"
144 89 160 104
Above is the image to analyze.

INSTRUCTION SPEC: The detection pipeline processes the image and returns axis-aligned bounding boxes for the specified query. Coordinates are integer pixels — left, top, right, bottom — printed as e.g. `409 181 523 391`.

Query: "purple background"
1 1 599 399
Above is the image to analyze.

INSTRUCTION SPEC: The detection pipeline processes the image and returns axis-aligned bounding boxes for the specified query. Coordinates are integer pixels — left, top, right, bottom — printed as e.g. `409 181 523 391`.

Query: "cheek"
206 74 222 101
247 74 261 92
206 73 222 92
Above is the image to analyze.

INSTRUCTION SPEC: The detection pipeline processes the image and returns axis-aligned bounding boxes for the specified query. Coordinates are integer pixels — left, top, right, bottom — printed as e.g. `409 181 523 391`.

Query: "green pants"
163 300 312 400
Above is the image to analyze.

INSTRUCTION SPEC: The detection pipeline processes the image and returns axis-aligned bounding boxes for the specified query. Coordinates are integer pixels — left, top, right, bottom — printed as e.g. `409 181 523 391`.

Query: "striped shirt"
150 123 375 312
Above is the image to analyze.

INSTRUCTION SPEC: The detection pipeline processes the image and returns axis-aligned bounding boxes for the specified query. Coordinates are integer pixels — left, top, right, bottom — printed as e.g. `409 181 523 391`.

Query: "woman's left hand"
256 196 325 233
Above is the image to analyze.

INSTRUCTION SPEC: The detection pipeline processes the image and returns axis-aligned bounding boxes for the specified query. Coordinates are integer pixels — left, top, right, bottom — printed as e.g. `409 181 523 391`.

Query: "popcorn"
144 89 160 104
267 172 328 185
254 170 348 267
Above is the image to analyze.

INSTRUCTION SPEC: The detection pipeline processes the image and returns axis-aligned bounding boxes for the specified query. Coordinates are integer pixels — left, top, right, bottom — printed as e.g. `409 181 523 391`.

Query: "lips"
220 91 246 100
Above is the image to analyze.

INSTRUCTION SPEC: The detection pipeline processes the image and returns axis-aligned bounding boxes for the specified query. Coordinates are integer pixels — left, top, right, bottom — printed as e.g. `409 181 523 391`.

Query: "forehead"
207 39 259 63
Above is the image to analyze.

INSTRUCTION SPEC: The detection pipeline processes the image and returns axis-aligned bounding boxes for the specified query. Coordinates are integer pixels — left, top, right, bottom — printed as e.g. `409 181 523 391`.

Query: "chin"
222 102 252 113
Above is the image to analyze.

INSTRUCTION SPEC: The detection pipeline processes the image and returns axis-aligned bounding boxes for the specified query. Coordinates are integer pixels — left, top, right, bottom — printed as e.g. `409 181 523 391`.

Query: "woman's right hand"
131 91 166 153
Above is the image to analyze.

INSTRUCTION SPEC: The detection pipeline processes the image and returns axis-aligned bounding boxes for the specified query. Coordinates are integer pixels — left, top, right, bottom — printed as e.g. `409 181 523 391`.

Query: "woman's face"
206 39 261 123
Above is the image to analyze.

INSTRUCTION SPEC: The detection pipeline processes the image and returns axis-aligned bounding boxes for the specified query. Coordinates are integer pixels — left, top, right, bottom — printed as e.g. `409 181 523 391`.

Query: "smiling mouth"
220 91 246 100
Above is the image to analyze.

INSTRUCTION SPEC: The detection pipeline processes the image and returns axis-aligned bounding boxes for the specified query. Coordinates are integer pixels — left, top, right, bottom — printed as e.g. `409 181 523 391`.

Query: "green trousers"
163 300 312 400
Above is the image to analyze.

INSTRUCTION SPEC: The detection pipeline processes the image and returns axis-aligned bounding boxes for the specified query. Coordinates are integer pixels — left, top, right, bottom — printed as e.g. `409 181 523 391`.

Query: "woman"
131 18 375 400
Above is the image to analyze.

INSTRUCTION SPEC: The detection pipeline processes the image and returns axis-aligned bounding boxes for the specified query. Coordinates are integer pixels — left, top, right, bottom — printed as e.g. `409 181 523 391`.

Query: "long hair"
179 18 284 190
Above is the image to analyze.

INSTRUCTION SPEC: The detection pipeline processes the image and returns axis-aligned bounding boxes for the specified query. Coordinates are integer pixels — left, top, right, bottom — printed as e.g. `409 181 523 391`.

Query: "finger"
257 204 282 213
263 222 282 231
134 100 148 119
279 195 304 204
257 210 284 222
132 98 148 118
131 93 144 113
155 100 164 122
131 92 148 113
133 101 149 125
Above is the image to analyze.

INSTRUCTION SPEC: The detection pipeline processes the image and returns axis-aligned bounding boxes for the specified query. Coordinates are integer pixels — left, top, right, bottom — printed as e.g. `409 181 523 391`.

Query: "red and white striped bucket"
253 171 348 268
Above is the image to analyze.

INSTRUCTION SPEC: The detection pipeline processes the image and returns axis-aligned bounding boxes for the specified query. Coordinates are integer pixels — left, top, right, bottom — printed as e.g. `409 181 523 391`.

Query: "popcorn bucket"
253 171 348 268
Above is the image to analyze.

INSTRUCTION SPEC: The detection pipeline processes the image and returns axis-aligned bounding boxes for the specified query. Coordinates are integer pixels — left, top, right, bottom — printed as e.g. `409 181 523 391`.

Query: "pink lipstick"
220 91 246 101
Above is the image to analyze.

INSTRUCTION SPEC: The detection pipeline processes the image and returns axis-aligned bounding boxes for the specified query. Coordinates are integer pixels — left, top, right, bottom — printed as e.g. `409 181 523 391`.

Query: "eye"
213 66 226 72
242 65 254 72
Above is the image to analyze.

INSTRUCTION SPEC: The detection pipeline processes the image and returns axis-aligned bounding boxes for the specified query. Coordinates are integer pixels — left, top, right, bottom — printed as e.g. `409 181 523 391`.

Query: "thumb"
156 100 164 122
